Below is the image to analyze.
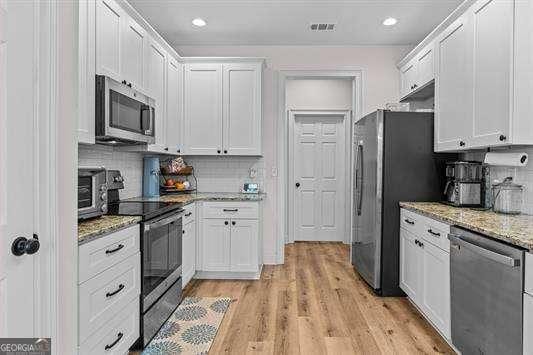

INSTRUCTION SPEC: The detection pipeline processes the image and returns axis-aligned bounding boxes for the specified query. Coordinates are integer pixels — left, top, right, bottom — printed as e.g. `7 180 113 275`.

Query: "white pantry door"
293 114 346 241
0 0 41 336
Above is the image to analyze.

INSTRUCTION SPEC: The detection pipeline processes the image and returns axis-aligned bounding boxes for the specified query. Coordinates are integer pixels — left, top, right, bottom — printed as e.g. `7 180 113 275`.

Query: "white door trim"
275 69 363 264
288 110 350 244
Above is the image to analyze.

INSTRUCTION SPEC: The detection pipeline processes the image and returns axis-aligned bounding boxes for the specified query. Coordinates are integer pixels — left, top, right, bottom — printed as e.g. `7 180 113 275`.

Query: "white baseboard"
194 266 262 280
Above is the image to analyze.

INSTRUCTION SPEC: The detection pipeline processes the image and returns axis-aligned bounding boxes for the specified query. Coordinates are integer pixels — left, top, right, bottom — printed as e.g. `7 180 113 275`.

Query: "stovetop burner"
107 201 183 221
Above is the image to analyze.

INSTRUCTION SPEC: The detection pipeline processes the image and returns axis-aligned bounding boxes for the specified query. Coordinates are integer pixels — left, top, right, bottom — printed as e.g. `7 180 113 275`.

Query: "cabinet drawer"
526 253 533 295
421 218 450 252
79 224 140 283
79 253 140 343
183 203 196 225
400 209 422 235
202 201 259 219
79 298 139 355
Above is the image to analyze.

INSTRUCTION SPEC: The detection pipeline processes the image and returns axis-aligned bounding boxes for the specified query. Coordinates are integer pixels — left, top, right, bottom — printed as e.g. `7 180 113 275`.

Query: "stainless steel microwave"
78 167 107 220
95 75 155 145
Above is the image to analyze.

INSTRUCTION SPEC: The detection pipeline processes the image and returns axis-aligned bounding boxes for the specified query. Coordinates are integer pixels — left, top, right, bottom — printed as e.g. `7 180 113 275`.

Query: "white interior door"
293 114 346 242
1 0 41 336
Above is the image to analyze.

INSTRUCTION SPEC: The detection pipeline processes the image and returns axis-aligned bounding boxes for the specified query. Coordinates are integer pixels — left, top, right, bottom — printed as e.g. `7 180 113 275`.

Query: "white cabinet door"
201 219 230 271
95 0 123 81
121 16 145 91
421 242 451 339
416 43 435 88
182 221 196 287
400 228 422 303
223 63 262 155
524 293 533 355
183 63 223 155
78 0 96 144
435 15 473 151
400 60 416 98
230 219 259 272
166 57 183 154
145 39 167 151
470 0 513 148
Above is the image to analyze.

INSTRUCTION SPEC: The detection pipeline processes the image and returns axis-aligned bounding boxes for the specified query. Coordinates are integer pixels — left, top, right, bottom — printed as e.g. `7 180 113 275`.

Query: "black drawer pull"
404 219 415 225
106 284 125 298
185 212 192 217
105 244 124 254
223 209 238 212
232 221 236 226
224 221 229 225
104 332 123 350
427 229 441 237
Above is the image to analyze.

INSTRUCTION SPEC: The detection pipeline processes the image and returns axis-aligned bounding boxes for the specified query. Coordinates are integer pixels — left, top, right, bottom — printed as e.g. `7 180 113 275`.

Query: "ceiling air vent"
309 23 336 32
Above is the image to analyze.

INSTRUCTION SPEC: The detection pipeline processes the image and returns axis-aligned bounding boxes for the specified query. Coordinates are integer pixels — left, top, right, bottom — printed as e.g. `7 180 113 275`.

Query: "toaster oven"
78 167 107 220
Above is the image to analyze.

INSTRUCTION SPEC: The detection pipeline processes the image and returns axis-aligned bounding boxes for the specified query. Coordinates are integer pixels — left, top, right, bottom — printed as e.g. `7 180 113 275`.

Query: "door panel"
121 17 145 90
1 0 37 336
166 58 182 154
96 0 122 80
145 39 166 151
399 229 422 303
471 0 512 147
230 219 259 272
183 64 223 155
294 115 346 242
201 219 230 271
352 113 380 288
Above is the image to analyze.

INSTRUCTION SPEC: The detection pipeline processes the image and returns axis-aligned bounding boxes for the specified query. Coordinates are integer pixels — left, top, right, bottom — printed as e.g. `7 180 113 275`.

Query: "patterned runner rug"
142 296 232 355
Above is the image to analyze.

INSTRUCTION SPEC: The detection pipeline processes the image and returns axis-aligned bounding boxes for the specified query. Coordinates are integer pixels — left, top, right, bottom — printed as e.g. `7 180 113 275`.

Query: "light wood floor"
183 242 454 354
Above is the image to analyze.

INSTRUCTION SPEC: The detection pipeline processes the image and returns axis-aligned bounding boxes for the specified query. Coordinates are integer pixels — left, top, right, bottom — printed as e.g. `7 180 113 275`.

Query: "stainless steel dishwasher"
449 226 524 355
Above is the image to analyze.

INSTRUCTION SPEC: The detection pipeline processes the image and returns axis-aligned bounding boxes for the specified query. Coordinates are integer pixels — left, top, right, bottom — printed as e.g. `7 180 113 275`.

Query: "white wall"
286 78 352 110
177 45 412 263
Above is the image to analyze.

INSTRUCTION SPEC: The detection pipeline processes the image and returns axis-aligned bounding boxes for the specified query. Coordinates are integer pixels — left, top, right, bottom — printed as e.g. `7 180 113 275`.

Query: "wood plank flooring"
184 242 454 354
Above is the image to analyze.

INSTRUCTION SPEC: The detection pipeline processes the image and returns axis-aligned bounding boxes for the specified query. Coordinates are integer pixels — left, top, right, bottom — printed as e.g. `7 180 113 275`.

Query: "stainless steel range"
106 170 184 348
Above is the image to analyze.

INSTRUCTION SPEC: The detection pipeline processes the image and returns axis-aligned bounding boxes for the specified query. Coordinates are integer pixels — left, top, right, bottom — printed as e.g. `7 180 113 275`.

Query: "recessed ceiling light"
192 18 207 27
383 17 398 26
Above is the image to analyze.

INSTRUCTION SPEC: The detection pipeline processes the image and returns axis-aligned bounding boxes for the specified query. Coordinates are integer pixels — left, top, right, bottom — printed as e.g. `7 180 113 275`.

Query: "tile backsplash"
184 156 265 193
78 145 143 199
463 147 533 214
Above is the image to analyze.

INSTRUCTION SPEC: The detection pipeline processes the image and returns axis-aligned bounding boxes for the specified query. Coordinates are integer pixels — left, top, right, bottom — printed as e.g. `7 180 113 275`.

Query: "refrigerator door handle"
356 143 363 216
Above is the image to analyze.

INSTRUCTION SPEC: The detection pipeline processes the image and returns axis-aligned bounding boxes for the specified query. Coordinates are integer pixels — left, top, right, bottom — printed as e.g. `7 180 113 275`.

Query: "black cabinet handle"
232 221 236 226
414 239 419 246
106 284 125 298
404 219 415 225
499 134 507 141
295 182 300 188
164 147 169 151
182 229 185 234
127 82 132 88
177 149 181 153
427 229 441 237
185 212 192 217
217 150 221 154
224 221 229 225
105 244 124 254
223 208 238 212
459 141 466 147
121 80 127 85
104 332 124 350
419 241 424 248
224 150 228 154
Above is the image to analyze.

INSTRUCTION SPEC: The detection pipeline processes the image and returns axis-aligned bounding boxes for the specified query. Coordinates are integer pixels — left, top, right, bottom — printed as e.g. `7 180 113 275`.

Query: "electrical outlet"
271 166 278 177
249 167 257 178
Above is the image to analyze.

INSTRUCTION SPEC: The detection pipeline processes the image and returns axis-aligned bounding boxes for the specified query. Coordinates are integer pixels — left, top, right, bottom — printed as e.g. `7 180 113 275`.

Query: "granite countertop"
78 192 264 244
126 192 266 205
400 202 533 251
78 215 141 245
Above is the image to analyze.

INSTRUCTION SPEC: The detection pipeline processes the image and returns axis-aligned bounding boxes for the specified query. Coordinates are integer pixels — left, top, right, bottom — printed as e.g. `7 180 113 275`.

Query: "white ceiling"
129 0 463 46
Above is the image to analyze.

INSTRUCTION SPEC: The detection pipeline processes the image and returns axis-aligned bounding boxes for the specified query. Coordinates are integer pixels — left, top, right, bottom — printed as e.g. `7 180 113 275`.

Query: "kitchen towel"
484 152 528 167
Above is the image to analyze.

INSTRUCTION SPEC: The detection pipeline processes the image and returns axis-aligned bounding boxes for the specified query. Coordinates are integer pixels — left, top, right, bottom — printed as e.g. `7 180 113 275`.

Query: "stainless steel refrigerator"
351 110 455 296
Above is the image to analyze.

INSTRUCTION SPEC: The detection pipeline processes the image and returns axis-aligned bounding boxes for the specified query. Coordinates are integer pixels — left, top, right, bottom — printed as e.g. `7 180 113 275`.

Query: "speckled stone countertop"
78 215 141 245
126 192 266 205
78 193 264 244
400 202 533 251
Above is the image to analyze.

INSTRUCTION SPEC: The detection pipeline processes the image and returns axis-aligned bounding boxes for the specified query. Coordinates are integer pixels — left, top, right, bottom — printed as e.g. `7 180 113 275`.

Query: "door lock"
295 182 300 188
11 234 40 256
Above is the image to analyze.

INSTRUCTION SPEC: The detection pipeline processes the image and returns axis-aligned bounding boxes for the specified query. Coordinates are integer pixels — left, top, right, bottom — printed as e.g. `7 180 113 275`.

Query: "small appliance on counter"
243 183 259 194
78 166 107 220
492 177 524 215
143 156 160 198
106 170 184 349
443 161 483 207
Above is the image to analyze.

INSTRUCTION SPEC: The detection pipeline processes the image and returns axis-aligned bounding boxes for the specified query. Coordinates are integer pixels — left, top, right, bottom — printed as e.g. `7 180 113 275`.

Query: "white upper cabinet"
183 63 224 155
145 39 167 152
223 63 262 155
470 0 513 147
416 43 435 88
96 0 123 81
435 15 472 152
121 17 146 91
400 59 417 100
166 57 183 154
78 0 96 144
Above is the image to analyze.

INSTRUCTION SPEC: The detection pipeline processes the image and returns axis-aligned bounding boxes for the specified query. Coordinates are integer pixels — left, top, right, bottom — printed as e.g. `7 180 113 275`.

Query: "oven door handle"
448 233 521 267
144 212 183 230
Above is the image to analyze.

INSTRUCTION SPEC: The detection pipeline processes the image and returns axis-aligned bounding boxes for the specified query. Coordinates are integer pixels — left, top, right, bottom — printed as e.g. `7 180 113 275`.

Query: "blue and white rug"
143 297 232 355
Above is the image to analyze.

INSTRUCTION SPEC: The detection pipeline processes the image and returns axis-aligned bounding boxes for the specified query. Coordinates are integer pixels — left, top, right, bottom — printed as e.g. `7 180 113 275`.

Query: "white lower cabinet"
525 293 533 355
182 204 197 287
78 225 141 352
399 208 451 339
197 202 261 278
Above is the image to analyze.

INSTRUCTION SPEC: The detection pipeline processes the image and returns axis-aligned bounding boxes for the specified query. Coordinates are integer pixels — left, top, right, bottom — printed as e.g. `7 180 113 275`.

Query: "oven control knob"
101 204 108 213
100 192 107 201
